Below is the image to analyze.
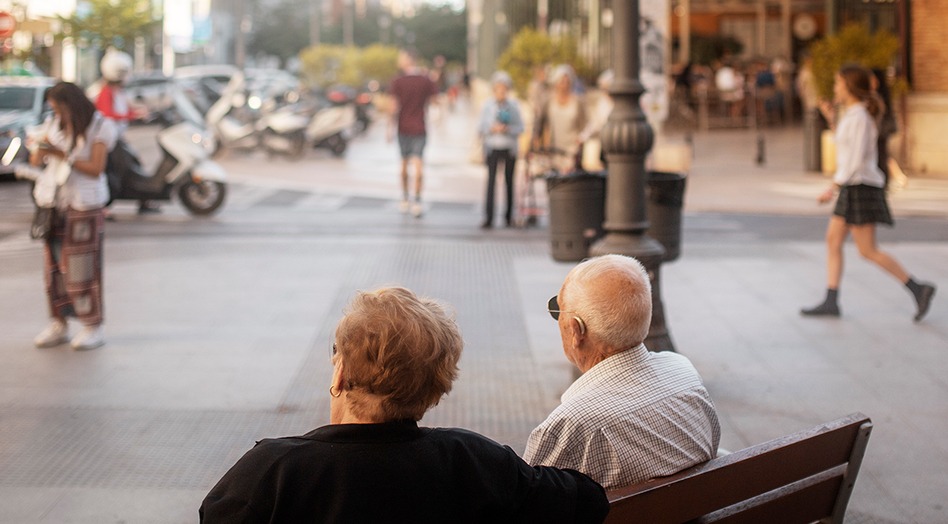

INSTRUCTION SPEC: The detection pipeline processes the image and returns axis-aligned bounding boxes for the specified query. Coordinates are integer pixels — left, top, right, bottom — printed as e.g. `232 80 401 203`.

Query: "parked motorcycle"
107 87 227 216
261 90 355 159
327 85 374 136
204 71 265 155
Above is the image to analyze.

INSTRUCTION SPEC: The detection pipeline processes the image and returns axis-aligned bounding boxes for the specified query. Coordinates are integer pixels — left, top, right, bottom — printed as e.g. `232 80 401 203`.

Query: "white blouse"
41 112 118 210
832 103 885 188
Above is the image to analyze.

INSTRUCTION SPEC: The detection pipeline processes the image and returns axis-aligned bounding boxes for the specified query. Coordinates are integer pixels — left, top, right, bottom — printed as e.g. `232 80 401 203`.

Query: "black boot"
906 279 936 322
801 289 840 317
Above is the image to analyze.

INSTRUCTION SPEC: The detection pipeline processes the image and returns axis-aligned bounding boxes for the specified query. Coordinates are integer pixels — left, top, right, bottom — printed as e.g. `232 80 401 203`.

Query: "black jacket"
200 420 609 523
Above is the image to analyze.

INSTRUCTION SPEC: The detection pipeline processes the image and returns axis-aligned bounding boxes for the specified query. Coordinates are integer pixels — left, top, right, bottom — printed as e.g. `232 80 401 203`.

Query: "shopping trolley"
517 147 573 227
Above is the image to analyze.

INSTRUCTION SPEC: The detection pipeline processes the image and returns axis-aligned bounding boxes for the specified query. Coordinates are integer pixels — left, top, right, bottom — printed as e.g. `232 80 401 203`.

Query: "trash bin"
546 172 606 262
646 171 686 262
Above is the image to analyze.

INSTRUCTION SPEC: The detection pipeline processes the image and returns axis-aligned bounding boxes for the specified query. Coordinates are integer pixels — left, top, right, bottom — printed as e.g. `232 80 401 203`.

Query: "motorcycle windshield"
170 86 207 129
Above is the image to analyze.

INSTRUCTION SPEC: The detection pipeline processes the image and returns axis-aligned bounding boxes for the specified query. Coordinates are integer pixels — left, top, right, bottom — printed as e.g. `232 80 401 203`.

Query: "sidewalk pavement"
0 100 945 523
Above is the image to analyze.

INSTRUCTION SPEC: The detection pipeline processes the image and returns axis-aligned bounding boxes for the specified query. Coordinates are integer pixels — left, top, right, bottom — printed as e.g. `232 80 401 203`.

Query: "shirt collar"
561 343 649 402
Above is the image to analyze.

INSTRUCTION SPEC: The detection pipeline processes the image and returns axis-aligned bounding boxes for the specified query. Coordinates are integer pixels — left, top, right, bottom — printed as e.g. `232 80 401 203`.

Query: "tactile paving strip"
0 240 555 489
0 408 314 488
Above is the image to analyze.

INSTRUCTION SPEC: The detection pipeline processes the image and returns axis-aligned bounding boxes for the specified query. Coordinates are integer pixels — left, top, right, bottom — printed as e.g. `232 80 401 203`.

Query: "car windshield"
0 86 38 111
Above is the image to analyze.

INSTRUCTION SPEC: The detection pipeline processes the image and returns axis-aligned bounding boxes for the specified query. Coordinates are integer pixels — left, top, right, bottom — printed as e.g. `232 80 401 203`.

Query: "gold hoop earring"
329 385 341 398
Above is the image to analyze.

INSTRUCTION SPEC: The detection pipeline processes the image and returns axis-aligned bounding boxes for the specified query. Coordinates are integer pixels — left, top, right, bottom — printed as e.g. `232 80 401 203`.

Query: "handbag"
30 156 71 240
30 205 56 240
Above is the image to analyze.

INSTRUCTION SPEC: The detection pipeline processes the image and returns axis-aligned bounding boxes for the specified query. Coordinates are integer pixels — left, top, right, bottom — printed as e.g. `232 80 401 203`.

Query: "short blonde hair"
334 287 463 421
563 255 652 349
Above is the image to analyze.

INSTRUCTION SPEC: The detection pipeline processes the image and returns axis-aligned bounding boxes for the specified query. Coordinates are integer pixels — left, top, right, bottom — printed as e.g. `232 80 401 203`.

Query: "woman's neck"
839 93 860 110
331 392 387 424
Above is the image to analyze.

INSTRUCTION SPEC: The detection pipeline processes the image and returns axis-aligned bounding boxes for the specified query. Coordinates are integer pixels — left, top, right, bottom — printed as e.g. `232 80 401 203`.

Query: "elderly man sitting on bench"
525 254 721 489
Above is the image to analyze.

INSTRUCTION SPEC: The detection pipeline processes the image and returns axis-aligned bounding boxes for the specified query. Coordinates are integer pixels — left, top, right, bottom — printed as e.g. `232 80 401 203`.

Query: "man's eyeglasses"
547 295 562 320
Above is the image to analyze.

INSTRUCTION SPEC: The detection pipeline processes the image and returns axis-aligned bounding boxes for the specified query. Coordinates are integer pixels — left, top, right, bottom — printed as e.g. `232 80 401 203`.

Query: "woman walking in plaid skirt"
801 65 935 321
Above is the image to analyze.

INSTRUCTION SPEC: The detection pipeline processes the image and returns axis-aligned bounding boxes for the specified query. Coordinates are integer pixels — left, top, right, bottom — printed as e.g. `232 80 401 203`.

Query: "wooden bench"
604 412 872 524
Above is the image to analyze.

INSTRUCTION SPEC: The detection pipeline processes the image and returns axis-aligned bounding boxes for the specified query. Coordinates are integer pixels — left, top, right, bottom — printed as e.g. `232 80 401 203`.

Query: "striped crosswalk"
0 183 455 256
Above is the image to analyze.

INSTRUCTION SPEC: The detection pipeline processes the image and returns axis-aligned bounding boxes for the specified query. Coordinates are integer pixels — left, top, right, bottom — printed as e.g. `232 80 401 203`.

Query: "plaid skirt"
833 184 894 226
44 207 105 325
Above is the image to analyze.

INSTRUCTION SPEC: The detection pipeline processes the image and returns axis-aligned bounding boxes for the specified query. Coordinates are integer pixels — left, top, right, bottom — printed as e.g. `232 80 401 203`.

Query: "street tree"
498 27 586 97
248 0 310 67
401 5 466 64
299 44 399 88
57 0 157 53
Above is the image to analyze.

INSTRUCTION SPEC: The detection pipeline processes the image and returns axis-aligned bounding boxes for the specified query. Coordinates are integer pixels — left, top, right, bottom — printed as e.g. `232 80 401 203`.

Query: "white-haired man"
524 254 720 489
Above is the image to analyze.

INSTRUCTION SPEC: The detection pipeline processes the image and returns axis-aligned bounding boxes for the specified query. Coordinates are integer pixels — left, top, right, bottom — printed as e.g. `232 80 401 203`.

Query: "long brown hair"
45 82 97 150
838 64 884 119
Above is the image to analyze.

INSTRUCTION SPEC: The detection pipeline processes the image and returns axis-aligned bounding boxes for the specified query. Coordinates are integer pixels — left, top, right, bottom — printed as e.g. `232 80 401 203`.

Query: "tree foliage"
57 0 157 52
357 45 401 85
400 5 466 64
496 27 586 97
299 44 399 88
251 1 465 71
248 0 311 66
809 24 900 100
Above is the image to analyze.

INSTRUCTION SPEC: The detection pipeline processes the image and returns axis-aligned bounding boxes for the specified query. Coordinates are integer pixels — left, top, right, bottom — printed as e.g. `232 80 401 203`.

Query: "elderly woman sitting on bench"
200 287 609 523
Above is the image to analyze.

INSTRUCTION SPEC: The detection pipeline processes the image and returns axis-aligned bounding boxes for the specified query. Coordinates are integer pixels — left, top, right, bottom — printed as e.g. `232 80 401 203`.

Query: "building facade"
905 0 948 176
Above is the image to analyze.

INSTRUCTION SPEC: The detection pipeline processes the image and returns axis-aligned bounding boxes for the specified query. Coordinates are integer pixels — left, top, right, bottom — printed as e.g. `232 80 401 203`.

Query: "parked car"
0 76 54 178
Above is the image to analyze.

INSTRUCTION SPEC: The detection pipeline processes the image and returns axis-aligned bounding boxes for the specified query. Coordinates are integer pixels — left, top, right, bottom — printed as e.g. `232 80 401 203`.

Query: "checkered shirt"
523 344 721 489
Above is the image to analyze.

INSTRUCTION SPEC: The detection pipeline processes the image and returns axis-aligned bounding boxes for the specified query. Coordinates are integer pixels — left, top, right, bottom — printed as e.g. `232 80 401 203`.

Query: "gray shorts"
398 134 427 159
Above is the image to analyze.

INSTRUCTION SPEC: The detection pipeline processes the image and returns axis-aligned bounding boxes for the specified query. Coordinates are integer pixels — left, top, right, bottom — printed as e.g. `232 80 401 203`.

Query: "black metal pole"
589 0 674 352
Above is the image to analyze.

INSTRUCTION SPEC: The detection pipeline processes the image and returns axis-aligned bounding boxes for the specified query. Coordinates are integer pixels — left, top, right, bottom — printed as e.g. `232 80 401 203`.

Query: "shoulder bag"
30 157 72 240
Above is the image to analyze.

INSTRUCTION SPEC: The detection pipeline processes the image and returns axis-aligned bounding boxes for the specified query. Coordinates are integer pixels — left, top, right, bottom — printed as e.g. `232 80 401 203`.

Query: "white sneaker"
34 320 69 348
411 202 424 218
71 325 105 351
399 200 411 213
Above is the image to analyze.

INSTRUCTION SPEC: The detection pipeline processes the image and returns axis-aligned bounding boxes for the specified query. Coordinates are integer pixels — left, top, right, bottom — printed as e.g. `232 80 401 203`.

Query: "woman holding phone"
30 81 117 350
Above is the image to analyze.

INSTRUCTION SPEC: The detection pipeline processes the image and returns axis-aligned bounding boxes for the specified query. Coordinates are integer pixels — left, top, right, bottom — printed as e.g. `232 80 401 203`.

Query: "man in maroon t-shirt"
388 48 440 218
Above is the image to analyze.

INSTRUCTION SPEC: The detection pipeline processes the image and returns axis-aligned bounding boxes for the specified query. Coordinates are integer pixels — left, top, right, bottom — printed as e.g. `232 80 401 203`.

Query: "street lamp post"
589 0 674 352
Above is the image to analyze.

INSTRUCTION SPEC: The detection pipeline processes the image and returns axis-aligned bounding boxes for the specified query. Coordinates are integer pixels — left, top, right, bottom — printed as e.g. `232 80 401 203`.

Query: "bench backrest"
604 412 872 524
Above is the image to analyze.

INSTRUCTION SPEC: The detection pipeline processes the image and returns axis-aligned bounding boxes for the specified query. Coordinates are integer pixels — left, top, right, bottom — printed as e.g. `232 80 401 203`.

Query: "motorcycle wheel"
178 179 226 216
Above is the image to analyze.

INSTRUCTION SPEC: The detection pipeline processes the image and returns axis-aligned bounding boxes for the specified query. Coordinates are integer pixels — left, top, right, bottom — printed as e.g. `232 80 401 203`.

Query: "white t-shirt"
832 103 885 188
40 112 118 210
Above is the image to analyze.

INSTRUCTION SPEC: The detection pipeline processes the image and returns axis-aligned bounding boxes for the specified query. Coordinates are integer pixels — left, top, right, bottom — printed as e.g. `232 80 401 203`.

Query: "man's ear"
569 316 586 347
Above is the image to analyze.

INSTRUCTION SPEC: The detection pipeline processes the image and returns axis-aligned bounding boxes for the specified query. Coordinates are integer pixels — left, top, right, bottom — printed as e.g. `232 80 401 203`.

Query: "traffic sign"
0 11 15 38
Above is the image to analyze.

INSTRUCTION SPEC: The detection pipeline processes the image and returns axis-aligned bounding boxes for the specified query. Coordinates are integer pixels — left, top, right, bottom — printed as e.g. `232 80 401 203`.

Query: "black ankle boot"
801 301 841 317
802 289 840 317
912 283 936 322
